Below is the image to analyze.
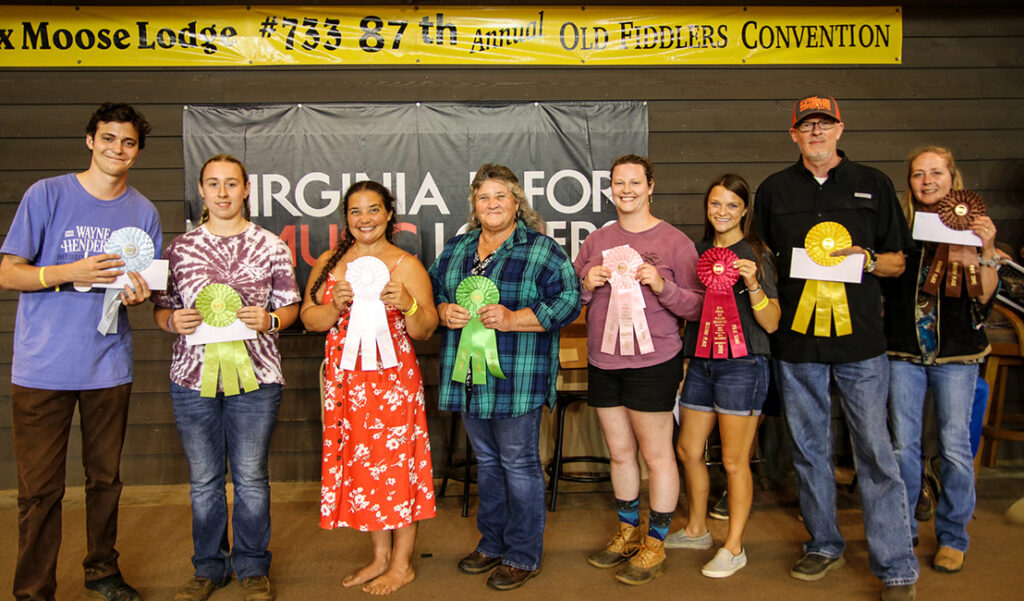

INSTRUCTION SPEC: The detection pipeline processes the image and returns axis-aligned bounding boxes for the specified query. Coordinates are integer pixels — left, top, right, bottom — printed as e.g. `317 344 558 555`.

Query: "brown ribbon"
922 190 987 298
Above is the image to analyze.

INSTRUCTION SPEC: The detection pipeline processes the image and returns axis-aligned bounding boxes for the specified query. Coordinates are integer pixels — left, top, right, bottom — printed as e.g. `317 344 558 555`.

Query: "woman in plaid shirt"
429 163 580 591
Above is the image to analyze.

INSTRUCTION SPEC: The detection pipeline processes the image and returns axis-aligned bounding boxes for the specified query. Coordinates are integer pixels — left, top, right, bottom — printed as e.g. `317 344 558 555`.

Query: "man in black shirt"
754 96 918 601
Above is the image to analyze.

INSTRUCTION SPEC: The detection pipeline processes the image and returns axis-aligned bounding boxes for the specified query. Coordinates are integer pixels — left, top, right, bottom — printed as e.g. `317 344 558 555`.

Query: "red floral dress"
319 273 436 531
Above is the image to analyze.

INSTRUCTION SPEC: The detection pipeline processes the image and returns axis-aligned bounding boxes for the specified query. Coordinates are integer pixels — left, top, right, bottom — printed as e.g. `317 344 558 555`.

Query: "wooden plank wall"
1 2 1022 486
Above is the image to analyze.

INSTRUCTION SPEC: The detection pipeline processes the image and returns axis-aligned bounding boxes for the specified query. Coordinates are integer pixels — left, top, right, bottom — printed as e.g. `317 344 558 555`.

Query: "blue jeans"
461 407 545 571
171 382 281 581
776 356 918 586
889 360 977 551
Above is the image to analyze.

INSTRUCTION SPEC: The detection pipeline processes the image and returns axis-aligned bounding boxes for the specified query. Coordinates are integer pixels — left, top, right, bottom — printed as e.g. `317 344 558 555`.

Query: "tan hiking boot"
587 523 643 568
614 536 666 585
933 546 965 573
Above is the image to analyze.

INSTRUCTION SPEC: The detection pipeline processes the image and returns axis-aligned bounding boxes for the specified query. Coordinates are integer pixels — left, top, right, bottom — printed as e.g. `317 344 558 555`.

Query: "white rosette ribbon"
340 256 398 371
600 244 655 355
97 227 155 335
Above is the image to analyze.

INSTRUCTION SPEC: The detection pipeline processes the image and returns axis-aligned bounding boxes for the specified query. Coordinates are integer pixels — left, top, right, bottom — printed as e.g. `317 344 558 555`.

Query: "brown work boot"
613 536 666 585
587 523 643 568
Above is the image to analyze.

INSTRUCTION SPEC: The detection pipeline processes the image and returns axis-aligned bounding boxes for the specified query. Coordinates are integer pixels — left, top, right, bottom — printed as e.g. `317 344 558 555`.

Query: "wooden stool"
438 411 475 517
545 309 610 511
980 304 1024 467
546 389 610 511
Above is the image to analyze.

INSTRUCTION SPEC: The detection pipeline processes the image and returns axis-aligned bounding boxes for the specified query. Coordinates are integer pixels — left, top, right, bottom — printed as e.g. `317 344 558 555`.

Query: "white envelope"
912 212 982 247
185 320 257 346
789 248 865 283
90 259 170 291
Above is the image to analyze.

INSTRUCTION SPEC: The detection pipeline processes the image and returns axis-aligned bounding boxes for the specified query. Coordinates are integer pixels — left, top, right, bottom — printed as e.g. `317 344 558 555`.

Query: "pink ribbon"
600 245 655 356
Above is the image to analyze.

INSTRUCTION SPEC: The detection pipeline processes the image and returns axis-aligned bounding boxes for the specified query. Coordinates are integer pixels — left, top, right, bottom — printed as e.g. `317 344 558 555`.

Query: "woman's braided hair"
308 180 398 303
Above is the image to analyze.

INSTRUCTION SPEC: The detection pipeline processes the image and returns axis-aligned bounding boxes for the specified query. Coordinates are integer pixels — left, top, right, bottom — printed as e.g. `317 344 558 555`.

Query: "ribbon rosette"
105 226 155 272
452 276 506 385
600 245 655 356
97 227 156 335
792 222 854 337
195 283 260 398
340 256 399 371
695 248 748 359
924 190 986 297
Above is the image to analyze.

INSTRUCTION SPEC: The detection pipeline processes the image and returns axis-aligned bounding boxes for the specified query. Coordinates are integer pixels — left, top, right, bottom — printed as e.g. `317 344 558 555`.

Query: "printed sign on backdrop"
181 101 647 290
0 6 902 67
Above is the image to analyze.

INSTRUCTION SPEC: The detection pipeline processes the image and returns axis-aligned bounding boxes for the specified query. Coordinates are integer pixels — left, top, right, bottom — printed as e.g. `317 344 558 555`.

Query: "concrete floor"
2 466 1024 601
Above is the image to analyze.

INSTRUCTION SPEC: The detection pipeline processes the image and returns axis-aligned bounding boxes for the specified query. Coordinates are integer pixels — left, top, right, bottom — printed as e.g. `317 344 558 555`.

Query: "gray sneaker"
663 529 712 550
701 547 747 578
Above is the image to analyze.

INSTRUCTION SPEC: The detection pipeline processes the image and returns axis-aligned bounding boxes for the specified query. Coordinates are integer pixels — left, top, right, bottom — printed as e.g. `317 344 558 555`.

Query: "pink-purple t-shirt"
573 221 704 370
152 223 301 390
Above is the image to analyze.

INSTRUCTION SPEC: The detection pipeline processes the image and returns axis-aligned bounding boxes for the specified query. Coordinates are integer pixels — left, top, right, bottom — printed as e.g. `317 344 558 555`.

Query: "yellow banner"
0 6 901 67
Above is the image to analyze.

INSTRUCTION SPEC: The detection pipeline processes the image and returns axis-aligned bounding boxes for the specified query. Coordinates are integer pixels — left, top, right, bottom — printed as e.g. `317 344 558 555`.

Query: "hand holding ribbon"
695 247 748 358
451 276 506 384
329 279 353 313
340 256 399 371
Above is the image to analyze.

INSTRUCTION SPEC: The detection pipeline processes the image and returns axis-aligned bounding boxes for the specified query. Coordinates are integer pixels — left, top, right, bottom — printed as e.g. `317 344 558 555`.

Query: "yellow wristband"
752 296 770 312
403 296 419 317
38 266 47 288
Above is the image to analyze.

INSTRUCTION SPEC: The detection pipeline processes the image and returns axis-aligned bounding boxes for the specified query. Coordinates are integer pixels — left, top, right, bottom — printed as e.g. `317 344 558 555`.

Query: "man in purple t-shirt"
0 103 160 601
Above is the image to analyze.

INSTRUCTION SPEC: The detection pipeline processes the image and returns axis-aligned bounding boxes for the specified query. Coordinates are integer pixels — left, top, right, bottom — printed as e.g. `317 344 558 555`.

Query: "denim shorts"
679 355 769 416
587 352 684 412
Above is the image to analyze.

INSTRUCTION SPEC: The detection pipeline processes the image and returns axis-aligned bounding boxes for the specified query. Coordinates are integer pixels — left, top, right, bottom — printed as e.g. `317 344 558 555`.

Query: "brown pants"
12 383 132 601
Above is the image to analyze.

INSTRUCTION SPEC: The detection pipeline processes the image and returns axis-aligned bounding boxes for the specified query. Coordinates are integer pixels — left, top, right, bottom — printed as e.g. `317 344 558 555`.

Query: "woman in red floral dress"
301 181 438 595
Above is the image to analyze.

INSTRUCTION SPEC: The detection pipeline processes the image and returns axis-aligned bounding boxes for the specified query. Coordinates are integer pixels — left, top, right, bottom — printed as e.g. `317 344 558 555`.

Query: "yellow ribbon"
791 222 854 337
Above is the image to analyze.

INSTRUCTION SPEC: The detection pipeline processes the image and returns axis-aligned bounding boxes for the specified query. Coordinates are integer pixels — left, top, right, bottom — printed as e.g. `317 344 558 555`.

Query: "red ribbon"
695 248 748 359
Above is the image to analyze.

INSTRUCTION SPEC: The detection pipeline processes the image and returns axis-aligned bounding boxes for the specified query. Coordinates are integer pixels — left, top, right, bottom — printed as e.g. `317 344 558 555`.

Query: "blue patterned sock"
648 510 673 541
615 497 640 527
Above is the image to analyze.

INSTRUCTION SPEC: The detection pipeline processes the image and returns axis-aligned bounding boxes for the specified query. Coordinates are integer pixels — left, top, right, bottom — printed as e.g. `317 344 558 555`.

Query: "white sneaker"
701 547 747 578
663 529 712 550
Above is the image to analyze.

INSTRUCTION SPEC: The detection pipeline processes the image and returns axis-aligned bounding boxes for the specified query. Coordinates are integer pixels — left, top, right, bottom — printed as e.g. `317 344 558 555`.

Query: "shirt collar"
794 149 848 183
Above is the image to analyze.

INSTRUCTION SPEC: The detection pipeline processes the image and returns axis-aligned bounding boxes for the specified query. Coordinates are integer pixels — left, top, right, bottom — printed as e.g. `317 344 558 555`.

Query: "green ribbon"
451 276 506 385
195 283 260 398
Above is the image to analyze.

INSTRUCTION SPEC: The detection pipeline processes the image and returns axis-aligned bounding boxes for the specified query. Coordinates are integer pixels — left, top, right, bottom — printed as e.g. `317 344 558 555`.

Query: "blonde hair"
901 146 964 225
197 154 251 224
466 163 545 232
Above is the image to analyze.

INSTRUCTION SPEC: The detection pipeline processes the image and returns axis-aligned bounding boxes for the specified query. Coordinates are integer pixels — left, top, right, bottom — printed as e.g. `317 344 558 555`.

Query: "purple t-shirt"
1 173 162 389
574 221 704 370
152 223 301 390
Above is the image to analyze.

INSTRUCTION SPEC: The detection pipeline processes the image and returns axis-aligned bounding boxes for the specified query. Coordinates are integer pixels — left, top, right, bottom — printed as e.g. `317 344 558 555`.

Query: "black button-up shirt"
753 151 913 363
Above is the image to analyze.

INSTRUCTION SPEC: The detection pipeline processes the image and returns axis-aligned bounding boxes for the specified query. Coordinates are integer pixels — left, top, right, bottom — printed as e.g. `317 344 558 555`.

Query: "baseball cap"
792 96 841 126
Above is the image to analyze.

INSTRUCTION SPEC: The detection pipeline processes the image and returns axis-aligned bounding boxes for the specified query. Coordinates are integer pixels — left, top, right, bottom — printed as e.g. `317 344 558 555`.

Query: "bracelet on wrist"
752 296 771 312
979 257 1001 268
267 312 280 333
166 314 176 334
403 296 419 317
746 285 761 294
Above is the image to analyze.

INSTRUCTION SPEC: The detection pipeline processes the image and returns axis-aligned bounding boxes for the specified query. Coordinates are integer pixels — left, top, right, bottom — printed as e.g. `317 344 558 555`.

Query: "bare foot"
342 560 389 588
363 566 416 595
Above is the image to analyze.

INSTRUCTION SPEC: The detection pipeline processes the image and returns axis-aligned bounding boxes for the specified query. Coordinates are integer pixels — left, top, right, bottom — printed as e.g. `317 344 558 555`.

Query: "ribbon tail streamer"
792 280 816 334
231 339 260 394
97 288 122 335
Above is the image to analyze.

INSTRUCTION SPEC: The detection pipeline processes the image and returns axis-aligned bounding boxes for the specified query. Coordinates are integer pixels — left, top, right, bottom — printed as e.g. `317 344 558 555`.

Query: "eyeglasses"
796 119 837 133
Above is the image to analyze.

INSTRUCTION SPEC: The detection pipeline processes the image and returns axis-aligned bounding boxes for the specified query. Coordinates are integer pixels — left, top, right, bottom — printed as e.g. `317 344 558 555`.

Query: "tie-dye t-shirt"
152 223 301 390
